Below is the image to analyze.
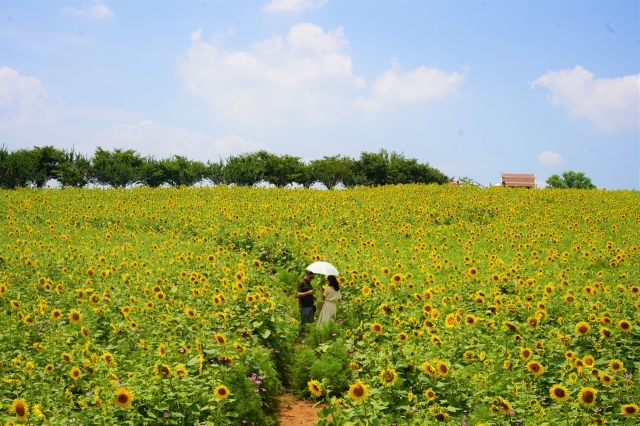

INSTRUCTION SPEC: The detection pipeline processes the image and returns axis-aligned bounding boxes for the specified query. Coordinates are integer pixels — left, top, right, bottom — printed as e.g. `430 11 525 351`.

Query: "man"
296 270 317 339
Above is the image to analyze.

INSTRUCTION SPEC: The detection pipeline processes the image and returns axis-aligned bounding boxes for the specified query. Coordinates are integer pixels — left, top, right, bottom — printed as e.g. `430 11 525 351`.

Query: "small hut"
500 173 536 188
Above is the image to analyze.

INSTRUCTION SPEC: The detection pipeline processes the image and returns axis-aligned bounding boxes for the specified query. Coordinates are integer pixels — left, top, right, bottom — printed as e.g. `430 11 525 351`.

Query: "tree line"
0 146 450 190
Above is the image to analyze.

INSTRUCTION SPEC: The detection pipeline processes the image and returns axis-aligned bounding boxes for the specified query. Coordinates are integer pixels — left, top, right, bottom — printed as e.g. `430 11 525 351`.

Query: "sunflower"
445 314 456 328
214 385 230 400
174 364 188 377
158 343 166 357
575 321 590 335
379 368 398 386
80 326 90 339
397 332 408 342
45 364 54 373
11 398 28 421
609 359 624 373
69 367 82 380
114 388 134 408
61 352 73 363
185 308 196 318
526 360 544 377
347 379 370 403
599 373 613 386
549 385 569 402
497 397 513 414
308 380 322 397
371 323 383 334
520 348 533 361
51 308 62 320
233 342 246 355
526 317 538 328
621 404 639 417
618 320 632 332
599 327 612 338
469 267 478 276
156 364 172 379
425 388 436 401
578 387 597 407
214 333 227 345
583 355 595 367
436 361 449 376
68 309 82 324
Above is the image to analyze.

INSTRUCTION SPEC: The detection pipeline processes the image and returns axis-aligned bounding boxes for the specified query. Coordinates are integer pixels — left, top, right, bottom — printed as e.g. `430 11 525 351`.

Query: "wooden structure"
500 173 536 188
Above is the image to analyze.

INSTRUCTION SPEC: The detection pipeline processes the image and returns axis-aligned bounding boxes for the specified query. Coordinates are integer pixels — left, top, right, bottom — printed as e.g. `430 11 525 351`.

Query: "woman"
317 275 341 327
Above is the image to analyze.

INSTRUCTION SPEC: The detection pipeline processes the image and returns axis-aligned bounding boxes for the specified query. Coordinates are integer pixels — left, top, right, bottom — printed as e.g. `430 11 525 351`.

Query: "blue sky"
1 0 638 188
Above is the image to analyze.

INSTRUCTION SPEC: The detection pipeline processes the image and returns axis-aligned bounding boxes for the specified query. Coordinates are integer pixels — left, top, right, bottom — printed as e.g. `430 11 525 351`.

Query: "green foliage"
56 149 91 188
311 155 356 189
546 171 596 189
0 146 449 190
309 340 350 395
355 149 449 186
223 152 265 186
303 320 343 348
290 345 317 397
204 159 225 185
257 151 304 187
0 146 39 188
159 155 206 187
89 147 144 188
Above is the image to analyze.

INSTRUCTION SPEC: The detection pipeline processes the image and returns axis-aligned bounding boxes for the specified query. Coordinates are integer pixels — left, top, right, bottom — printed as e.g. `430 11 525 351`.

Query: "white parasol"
306 261 339 276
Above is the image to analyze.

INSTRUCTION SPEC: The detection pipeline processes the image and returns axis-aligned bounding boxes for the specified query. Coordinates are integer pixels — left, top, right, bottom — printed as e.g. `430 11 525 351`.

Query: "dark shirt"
297 278 314 308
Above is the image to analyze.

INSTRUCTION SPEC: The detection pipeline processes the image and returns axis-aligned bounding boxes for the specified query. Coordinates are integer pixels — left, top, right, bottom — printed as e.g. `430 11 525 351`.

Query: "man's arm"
296 281 315 298
296 288 315 298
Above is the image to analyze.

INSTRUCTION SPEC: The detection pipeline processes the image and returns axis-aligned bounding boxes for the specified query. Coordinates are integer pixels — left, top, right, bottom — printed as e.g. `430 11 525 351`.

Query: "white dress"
317 286 341 326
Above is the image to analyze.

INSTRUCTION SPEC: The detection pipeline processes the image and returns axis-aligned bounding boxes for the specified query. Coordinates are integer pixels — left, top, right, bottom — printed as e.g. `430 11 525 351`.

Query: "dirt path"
276 394 324 426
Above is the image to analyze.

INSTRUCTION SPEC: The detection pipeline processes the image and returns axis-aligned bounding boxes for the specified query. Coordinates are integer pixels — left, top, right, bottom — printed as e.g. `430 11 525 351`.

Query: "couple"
296 270 341 339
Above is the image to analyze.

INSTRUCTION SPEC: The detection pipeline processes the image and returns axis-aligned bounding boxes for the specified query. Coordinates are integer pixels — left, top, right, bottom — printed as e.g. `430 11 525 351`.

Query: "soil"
276 394 324 426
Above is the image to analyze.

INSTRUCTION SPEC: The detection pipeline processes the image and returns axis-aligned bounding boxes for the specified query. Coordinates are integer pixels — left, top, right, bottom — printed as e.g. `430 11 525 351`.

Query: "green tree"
139 157 165 187
204 159 225 185
546 171 596 189
29 146 65 187
257 151 304 188
223 152 265 186
0 147 40 189
160 156 206 187
89 147 144 188
357 150 389 186
57 149 91 188
311 155 355 189
296 163 317 189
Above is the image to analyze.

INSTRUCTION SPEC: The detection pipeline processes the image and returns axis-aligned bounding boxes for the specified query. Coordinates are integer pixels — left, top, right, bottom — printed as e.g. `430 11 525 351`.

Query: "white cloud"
0 66 62 126
179 24 464 123
263 0 328 14
0 66 49 109
536 150 563 166
532 66 639 132
61 1 114 20
178 23 365 124
77 120 266 161
374 59 466 102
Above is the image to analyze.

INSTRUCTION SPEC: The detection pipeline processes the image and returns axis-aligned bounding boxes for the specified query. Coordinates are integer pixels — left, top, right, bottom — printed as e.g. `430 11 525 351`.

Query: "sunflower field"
1 185 639 426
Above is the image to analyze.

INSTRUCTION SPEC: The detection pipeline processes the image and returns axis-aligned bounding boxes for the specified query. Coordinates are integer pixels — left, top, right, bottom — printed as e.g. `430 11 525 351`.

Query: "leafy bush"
309 339 350 396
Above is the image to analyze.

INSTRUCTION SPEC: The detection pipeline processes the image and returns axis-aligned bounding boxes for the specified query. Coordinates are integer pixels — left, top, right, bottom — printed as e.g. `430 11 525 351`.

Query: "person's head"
327 275 339 291
304 270 316 281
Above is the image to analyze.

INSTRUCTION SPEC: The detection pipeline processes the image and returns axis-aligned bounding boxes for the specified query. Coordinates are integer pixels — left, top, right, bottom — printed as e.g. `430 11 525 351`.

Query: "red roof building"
500 173 536 188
